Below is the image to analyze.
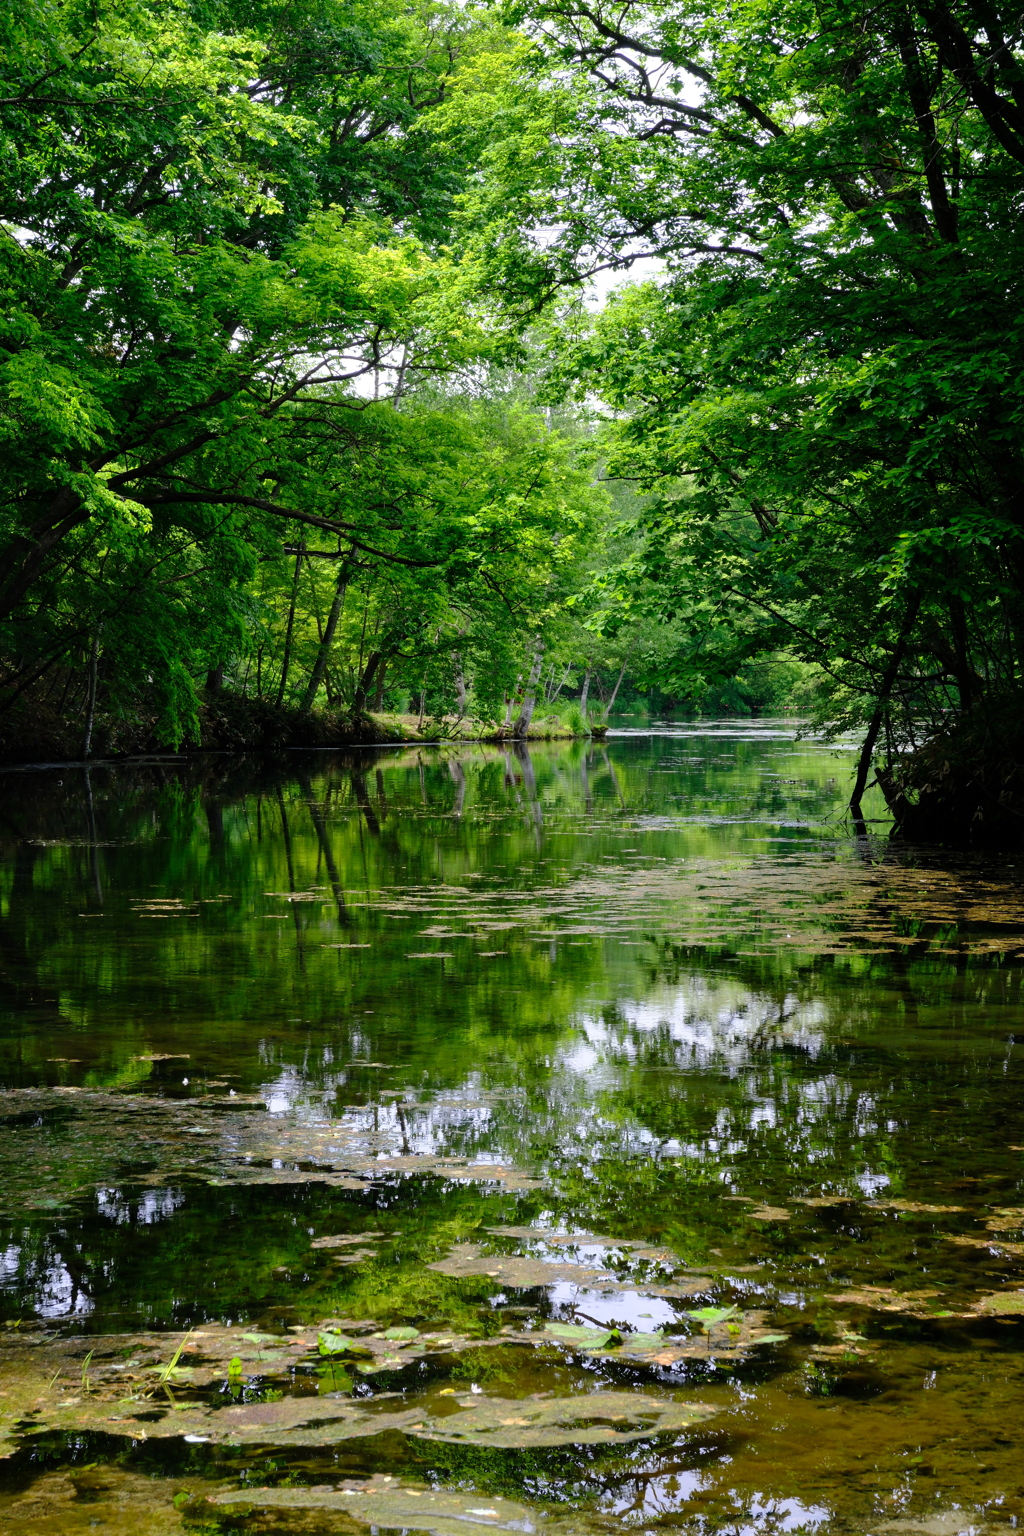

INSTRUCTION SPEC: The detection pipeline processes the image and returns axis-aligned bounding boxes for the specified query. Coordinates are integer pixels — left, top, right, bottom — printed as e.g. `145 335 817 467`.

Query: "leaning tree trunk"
548 662 572 706
606 657 628 715
513 641 545 739
850 593 922 833
301 563 349 713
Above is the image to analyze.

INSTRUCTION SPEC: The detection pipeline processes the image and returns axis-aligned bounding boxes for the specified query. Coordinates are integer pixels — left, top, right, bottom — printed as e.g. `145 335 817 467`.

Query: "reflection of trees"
3 736 1016 1210
448 759 466 819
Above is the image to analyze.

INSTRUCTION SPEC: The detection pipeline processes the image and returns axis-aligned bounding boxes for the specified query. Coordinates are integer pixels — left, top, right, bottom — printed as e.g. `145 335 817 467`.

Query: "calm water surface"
1 726 1023 1536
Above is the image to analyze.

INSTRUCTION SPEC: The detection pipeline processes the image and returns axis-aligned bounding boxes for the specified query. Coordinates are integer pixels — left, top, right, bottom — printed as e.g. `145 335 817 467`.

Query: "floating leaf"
427 1252 614 1288
687 1306 740 1327
792 1196 857 1208
543 1322 618 1349
318 1331 373 1358
311 1233 384 1250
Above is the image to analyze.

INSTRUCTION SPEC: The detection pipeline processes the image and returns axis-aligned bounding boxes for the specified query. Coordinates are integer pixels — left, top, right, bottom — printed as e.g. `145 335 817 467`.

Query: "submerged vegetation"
2 0 1024 833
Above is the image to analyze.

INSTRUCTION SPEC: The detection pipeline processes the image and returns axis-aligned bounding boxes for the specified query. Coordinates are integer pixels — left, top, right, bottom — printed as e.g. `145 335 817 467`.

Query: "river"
1 725 1022 1535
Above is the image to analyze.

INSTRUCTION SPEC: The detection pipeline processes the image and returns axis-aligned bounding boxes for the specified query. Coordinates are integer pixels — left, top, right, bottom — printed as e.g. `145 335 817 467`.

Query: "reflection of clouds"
550 1283 680 1331
95 1187 184 1225
568 980 828 1077
614 983 829 1069
594 1445 833 1530
2 1187 190 1320
1 1239 94 1319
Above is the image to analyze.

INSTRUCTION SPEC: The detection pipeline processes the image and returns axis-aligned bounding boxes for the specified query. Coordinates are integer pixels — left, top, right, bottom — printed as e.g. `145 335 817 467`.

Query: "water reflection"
1 729 1023 1533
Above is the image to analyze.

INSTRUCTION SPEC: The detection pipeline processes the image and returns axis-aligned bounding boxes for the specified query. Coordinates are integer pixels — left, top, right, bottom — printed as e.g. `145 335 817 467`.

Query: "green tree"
0 0 513 741
433 0 1024 821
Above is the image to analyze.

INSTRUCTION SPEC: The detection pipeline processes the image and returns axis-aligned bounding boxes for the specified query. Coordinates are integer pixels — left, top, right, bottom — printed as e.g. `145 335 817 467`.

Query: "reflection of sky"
1 1188 191 1318
244 974 878 1183
549 1283 680 1330
603 1469 832 1533
2 1240 93 1318
96 1186 184 1224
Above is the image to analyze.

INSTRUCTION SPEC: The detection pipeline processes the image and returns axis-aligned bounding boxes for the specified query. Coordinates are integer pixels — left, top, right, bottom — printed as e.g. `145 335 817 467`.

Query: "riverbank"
881 691 1024 844
0 692 590 765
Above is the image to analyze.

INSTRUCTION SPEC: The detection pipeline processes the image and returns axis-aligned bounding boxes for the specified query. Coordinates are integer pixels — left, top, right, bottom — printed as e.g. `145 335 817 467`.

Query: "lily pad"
318 1331 374 1357
687 1306 740 1327
543 1322 619 1348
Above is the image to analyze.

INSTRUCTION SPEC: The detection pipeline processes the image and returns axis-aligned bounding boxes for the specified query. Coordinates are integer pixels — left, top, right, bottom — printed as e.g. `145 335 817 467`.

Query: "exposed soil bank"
881 693 1024 843
0 693 581 765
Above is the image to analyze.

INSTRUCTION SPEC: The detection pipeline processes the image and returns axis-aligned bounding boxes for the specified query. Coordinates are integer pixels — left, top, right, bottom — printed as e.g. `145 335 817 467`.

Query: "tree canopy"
443 0 1024 818
4 0 1024 826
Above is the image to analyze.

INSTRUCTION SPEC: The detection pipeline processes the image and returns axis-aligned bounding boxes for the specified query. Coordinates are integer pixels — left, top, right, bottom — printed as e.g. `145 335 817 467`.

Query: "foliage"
0 0 601 746
431 0 1024 815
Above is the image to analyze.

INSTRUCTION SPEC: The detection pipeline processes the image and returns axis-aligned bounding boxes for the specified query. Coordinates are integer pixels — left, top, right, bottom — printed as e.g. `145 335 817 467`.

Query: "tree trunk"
850 592 922 831
548 662 572 705
352 649 383 714
81 629 101 759
454 655 467 719
502 677 521 733
275 545 304 707
606 657 628 715
513 641 545 739
579 664 592 722
372 659 387 712
206 664 224 694
301 563 349 712
947 594 977 710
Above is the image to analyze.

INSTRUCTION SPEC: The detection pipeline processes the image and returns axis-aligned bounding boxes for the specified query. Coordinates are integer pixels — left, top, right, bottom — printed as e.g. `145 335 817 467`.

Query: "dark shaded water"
1 726 1023 1536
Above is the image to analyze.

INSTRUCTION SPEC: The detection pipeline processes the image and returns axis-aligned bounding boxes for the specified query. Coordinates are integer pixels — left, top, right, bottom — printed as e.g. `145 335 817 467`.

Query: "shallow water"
1 726 1023 1536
